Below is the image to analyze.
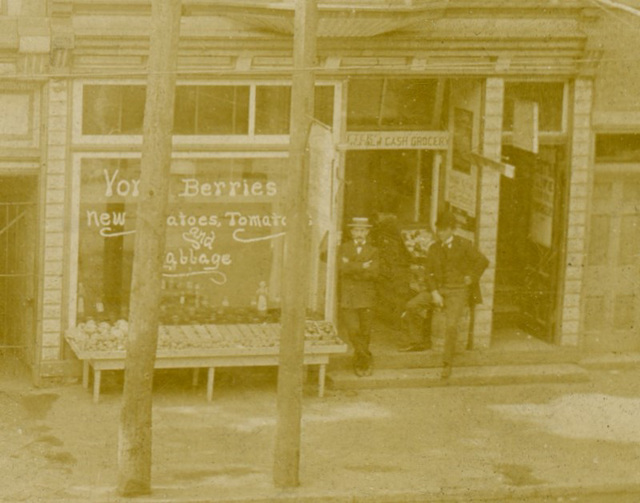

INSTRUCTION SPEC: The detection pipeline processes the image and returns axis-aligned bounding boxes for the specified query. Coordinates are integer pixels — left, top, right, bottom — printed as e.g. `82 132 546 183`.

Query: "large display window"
76 157 299 326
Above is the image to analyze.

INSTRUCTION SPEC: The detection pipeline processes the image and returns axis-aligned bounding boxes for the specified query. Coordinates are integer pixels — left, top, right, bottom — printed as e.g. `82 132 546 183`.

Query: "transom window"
81 84 335 137
596 133 640 163
347 78 441 131
503 82 565 133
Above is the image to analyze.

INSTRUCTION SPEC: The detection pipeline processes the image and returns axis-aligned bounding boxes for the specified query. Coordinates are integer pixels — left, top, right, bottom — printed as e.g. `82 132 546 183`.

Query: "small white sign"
342 131 450 150
446 168 477 217
513 99 539 154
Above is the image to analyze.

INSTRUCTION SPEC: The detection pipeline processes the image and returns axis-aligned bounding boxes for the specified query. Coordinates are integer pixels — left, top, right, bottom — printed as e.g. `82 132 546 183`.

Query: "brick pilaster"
40 78 69 362
473 78 504 349
561 78 593 347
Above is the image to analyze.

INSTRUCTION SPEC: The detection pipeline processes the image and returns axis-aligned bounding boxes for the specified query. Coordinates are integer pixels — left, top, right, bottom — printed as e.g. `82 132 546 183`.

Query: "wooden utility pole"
273 0 318 489
116 0 181 496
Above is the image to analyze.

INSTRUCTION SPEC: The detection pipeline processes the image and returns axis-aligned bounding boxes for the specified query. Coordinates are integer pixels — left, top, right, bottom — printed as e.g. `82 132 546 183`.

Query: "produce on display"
65 318 342 353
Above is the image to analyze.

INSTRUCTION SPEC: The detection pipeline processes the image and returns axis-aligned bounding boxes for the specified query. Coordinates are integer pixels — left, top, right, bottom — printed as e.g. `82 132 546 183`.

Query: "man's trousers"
431 287 470 368
341 307 373 370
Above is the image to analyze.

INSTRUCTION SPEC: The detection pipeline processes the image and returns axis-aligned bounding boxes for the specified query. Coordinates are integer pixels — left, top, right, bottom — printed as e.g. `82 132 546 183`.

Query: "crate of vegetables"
65 318 345 358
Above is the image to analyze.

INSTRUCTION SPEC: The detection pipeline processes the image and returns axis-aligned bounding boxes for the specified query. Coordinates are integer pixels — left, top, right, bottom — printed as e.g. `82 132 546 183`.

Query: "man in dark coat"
339 217 379 377
424 211 488 379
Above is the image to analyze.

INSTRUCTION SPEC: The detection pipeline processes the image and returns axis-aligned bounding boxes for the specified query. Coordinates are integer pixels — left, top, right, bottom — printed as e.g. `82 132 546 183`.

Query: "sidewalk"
2 362 640 502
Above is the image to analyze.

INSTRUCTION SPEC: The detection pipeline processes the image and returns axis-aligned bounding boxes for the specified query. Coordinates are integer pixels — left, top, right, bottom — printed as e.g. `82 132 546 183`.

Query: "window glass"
595 134 640 163
198 86 249 135
174 86 250 135
255 86 291 135
77 158 291 325
173 86 197 134
82 86 146 135
503 82 564 132
84 85 251 136
347 78 438 131
84 84 332 137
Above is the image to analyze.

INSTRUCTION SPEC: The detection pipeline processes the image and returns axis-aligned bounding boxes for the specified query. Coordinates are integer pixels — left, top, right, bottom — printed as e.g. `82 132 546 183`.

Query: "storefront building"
0 0 638 382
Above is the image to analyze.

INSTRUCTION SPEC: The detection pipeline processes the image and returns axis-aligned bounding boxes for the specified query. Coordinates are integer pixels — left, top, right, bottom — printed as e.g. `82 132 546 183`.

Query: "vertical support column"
40 78 69 364
561 79 593 347
473 78 504 349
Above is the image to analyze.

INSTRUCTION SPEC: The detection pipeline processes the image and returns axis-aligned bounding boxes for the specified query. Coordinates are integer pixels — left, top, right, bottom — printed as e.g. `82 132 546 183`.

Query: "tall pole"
116 0 181 496
273 0 317 488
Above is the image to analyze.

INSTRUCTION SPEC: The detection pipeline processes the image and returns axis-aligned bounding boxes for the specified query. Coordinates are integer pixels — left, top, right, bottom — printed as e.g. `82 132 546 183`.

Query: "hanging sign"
341 131 450 150
447 108 477 218
469 153 515 179
308 123 335 313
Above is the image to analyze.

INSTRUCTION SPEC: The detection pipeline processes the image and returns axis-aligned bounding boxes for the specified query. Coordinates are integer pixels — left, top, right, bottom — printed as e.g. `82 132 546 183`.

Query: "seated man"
399 229 434 352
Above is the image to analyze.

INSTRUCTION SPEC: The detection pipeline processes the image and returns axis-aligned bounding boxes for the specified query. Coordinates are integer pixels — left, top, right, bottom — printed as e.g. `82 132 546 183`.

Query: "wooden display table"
65 323 347 403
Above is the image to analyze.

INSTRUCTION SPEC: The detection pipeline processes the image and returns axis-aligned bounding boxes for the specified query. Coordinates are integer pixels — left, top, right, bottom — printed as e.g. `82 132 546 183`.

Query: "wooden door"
496 146 565 342
0 176 38 365
583 171 640 351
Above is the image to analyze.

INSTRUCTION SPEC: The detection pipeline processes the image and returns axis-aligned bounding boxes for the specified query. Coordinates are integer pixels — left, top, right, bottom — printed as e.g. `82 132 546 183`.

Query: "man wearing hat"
339 217 379 377
424 211 488 379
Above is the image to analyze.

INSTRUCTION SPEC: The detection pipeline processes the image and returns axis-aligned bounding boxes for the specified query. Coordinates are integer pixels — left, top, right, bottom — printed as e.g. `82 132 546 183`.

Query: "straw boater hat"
347 217 373 228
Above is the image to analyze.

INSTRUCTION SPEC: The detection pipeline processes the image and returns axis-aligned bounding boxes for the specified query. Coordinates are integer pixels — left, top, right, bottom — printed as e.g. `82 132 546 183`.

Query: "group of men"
338 211 488 380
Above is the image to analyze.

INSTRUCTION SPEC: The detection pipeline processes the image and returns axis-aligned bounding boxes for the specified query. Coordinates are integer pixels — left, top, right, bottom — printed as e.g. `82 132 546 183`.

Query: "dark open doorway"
342 149 436 351
0 176 38 368
493 145 567 344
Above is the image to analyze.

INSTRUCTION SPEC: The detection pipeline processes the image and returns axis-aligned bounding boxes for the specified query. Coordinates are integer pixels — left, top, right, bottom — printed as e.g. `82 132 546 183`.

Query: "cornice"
0 1 596 77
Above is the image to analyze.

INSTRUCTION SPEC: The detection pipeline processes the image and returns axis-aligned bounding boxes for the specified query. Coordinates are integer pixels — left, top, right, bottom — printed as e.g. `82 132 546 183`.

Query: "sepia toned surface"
1 0 640 500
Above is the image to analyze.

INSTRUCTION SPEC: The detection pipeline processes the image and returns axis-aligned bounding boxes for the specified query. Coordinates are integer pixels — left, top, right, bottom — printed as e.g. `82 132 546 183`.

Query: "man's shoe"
354 367 365 377
398 344 426 353
361 366 372 377
440 365 452 380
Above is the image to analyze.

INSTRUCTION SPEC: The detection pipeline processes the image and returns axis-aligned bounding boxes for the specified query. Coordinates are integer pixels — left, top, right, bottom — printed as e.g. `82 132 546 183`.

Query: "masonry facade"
0 0 638 381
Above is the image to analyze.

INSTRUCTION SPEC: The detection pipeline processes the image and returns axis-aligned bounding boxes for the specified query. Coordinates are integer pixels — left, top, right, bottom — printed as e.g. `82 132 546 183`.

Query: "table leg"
192 368 200 387
93 369 101 404
82 361 89 389
318 364 326 398
207 368 215 402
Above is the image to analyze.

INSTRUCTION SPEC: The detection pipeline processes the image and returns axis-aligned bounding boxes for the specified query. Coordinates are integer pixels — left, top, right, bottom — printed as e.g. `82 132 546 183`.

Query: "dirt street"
2 360 640 502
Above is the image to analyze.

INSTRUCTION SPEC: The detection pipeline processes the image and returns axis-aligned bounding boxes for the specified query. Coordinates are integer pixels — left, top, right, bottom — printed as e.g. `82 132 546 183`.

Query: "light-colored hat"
347 217 372 228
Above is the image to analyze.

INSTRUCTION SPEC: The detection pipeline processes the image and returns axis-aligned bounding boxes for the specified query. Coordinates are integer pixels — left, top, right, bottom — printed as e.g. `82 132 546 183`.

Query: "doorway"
0 176 38 367
583 171 640 352
493 145 567 344
343 150 435 225
342 149 437 350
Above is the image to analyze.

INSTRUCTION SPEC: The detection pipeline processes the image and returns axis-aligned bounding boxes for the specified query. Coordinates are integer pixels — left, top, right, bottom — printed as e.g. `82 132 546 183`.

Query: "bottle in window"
218 296 229 320
256 281 268 317
77 282 85 321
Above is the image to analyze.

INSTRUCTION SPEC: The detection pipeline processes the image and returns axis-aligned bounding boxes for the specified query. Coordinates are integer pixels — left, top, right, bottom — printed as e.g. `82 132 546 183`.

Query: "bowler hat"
347 217 372 228
435 211 457 230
